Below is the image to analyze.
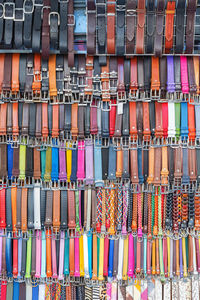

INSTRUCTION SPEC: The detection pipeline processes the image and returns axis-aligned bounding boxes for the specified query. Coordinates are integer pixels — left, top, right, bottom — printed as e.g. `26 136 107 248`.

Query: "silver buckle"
23 0 34 14
68 14 75 26
0 3 4 19
48 11 60 26
150 89 161 100
4 2 15 19
14 8 24 21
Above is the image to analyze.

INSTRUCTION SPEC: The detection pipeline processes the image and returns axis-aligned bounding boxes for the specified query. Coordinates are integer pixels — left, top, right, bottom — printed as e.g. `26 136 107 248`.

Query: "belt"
107 0 115 54
126 0 136 55
175 0 186 54
0 0 4 45
14 0 24 49
186 0 197 54
23 0 34 48
87 0 96 55
49 0 59 50
96 0 106 65
42 0 50 60
136 0 145 54
67 0 75 67
146 0 155 53
165 1 176 54
154 0 165 57
116 0 125 56
32 0 43 52
59 0 67 54
4 0 14 48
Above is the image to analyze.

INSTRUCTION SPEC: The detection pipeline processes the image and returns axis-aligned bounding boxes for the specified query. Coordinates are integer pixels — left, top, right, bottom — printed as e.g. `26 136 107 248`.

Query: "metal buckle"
68 14 75 26
49 11 60 26
4 2 15 19
33 71 42 82
23 0 34 14
150 89 161 101
129 89 139 101
117 91 127 102
14 8 24 21
0 3 4 19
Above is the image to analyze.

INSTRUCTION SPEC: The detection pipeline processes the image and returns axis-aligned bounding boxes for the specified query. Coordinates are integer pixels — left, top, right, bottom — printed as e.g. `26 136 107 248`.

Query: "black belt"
32 0 43 52
0 0 4 44
23 0 34 48
186 0 197 54
41 58 49 100
175 0 185 54
50 0 59 49
116 0 125 56
4 0 14 48
56 55 64 101
14 0 24 48
146 0 155 53
96 0 106 66
19 54 27 98
59 0 68 53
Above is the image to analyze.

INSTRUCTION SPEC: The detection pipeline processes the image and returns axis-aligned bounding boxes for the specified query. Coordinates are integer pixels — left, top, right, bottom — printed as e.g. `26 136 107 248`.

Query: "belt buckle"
144 90 151 102
10 92 20 101
4 2 15 19
83 93 93 104
166 91 175 102
193 94 200 104
182 92 190 102
24 91 33 102
0 3 4 19
32 90 42 102
48 11 60 26
129 89 139 101
2 90 11 101
101 100 111 111
117 91 126 103
168 136 179 147
23 0 34 14
68 14 75 26
14 7 24 21
0 135 6 144
150 89 161 101
138 90 145 101
41 90 49 102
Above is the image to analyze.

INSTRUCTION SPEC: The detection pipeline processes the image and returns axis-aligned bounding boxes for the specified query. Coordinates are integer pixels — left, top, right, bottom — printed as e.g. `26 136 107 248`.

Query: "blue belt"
181 103 188 140
138 148 144 184
51 140 59 181
7 144 13 180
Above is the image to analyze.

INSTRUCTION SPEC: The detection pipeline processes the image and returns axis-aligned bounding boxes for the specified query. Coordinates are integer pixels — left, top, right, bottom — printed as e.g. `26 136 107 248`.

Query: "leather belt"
4 0 14 48
96 0 106 65
32 0 43 52
165 1 176 54
107 0 115 54
116 0 125 56
14 0 24 49
175 0 186 54
146 0 155 53
87 0 96 55
136 0 146 54
42 0 51 59
126 0 136 55
49 0 59 50
23 0 34 48
154 0 165 57
186 0 197 54
68 0 75 67
59 0 67 54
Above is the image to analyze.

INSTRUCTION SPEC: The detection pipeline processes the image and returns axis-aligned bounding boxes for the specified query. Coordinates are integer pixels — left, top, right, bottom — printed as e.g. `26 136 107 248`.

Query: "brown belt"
107 0 116 54
136 0 146 54
42 0 50 59
165 1 176 53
